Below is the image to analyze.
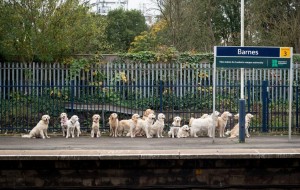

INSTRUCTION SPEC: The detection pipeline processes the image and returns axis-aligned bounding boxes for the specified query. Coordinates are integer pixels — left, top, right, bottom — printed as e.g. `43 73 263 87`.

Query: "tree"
0 0 109 62
247 0 300 52
129 19 167 52
105 9 148 53
155 0 300 53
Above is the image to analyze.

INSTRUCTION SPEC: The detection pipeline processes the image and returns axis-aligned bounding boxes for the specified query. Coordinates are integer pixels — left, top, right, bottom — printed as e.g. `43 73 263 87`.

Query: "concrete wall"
1 158 300 189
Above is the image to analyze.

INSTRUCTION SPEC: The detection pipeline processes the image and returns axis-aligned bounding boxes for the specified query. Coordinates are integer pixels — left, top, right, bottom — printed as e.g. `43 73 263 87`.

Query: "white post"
212 46 217 143
240 0 245 99
288 48 293 141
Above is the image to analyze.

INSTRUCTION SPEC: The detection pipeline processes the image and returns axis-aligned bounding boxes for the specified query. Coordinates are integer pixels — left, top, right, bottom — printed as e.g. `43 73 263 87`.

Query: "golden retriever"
172 116 182 127
135 113 156 138
91 114 101 138
226 113 254 138
22 115 50 139
60 112 68 137
190 111 220 138
66 115 81 138
189 114 209 126
216 111 232 137
118 114 140 136
168 127 180 138
168 116 182 138
177 125 190 138
109 113 119 137
149 113 165 138
142 109 155 120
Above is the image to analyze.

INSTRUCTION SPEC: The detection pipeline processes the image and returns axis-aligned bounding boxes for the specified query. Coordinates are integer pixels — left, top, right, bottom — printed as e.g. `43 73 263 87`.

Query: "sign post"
213 46 293 142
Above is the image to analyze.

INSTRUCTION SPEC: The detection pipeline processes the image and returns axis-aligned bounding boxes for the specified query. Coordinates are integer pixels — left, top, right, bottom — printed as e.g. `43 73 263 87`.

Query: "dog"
135 113 156 138
66 115 81 138
226 113 254 138
189 114 209 126
22 115 50 139
168 127 180 138
134 109 155 136
216 111 232 137
177 125 190 138
91 114 101 138
149 113 165 138
190 111 220 137
168 116 182 138
118 114 140 136
109 113 119 137
143 109 155 120
172 116 182 127
60 112 68 137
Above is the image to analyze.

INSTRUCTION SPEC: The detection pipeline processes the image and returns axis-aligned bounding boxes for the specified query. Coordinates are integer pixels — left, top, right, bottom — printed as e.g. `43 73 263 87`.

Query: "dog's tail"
21 134 31 138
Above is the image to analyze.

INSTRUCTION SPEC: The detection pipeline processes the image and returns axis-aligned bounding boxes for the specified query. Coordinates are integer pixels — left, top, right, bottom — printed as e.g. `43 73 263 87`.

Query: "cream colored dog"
60 112 68 137
135 109 155 136
226 113 254 138
118 114 140 136
66 115 81 138
135 113 156 138
177 125 190 138
216 111 232 137
172 116 182 127
91 114 101 138
142 109 155 120
168 127 180 138
22 115 50 139
190 111 220 138
109 113 119 137
149 113 165 138
189 114 209 126
168 116 182 138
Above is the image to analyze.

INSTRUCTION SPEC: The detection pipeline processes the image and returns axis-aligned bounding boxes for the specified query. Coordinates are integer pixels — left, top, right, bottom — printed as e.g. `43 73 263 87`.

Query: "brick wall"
1 159 300 189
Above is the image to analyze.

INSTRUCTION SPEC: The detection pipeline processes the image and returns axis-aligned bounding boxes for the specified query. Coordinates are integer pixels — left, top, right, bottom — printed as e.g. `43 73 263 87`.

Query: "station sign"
215 46 291 68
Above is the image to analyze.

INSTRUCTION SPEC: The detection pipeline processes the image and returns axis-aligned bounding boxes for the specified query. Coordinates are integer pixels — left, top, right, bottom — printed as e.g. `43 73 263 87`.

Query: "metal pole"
288 48 293 141
239 0 246 143
212 46 217 143
240 0 245 98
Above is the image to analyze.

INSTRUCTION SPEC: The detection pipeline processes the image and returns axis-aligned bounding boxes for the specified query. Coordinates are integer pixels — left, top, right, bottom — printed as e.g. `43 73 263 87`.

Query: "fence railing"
0 81 299 134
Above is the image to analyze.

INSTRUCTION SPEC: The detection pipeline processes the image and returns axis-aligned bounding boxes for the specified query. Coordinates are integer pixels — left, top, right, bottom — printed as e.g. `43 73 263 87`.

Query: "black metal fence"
0 80 299 134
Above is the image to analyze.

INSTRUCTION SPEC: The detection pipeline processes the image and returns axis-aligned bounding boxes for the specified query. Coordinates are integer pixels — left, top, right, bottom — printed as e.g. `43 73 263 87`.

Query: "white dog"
118 114 140 137
134 113 156 138
177 125 190 138
168 127 180 138
66 115 81 138
22 115 50 139
189 114 209 126
168 116 182 138
60 112 68 137
216 111 232 137
226 113 254 138
91 114 101 138
149 113 165 138
190 111 220 137
109 113 119 137
172 116 182 127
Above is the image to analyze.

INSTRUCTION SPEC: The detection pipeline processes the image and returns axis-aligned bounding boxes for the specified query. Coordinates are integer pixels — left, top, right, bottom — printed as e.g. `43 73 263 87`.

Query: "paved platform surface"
1 135 300 160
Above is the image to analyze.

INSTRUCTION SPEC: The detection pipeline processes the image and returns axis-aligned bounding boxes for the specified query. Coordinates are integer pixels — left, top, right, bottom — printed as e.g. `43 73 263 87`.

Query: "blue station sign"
215 46 291 68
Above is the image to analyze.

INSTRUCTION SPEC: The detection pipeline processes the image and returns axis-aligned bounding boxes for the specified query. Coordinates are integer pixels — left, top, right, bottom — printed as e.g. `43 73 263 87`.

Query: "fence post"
247 80 251 113
296 86 299 129
239 99 246 143
262 80 268 132
159 80 163 113
70 80 75 115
